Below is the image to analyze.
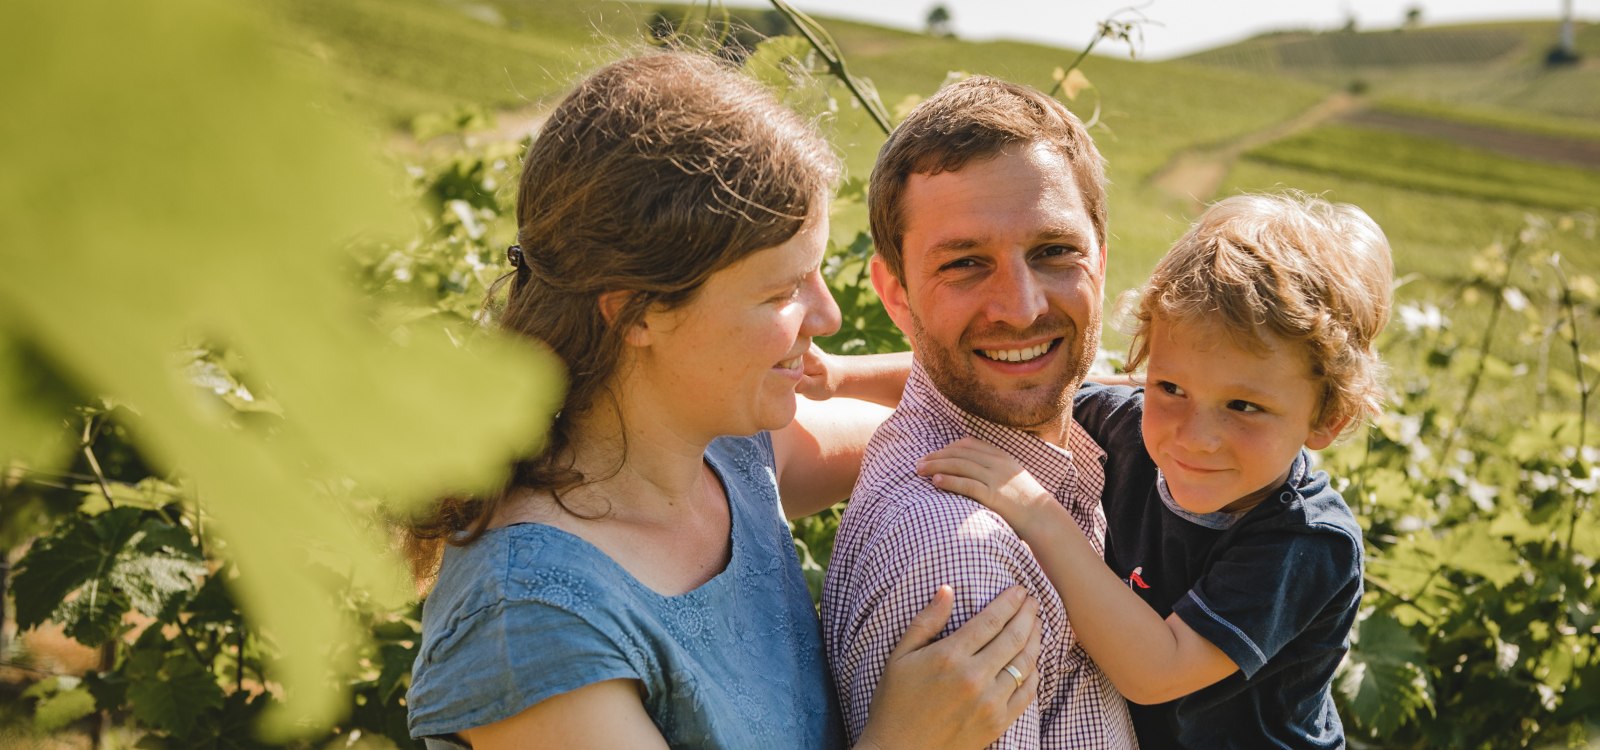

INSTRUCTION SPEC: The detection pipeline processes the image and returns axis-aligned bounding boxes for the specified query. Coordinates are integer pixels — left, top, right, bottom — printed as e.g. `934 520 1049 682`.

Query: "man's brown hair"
868 75 1107 281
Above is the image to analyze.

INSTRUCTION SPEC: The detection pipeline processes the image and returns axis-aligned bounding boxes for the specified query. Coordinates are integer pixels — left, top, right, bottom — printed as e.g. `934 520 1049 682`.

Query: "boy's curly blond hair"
1124 192 1393 430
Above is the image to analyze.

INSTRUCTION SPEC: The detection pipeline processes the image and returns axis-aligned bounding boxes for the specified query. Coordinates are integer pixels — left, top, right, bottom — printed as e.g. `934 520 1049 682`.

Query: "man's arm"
828 493 1055 748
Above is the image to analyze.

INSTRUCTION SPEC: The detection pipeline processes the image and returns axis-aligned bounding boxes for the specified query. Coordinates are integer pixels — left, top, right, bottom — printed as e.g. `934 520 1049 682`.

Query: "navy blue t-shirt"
1074 383 1364 749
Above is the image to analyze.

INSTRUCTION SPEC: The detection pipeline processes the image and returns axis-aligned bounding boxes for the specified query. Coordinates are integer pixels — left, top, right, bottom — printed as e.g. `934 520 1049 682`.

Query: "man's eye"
1227 400 1263 413
1039 244 1076 258
940 258 979 271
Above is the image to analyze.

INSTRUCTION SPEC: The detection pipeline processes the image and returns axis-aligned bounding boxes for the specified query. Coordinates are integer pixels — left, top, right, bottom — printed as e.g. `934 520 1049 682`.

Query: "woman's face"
632 207 841 440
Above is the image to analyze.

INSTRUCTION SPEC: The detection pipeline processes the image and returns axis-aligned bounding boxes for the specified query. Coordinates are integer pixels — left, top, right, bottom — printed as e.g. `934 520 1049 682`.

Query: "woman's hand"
917 436 1056 538
855 585 1042 750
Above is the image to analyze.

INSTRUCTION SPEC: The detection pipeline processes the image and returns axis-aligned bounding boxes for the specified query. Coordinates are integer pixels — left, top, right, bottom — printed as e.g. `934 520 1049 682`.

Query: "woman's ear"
598 290 652 347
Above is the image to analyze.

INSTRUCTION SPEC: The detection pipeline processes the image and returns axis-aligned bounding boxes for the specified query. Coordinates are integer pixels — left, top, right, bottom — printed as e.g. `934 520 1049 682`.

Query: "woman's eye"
1227 400 1263 413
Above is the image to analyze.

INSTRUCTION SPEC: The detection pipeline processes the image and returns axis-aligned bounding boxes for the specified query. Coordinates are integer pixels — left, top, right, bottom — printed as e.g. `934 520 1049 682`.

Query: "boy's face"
1141 315 1346 515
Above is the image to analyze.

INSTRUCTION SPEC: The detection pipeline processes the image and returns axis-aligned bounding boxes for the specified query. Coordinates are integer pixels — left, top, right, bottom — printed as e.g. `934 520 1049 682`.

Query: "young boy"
917 192 1393 749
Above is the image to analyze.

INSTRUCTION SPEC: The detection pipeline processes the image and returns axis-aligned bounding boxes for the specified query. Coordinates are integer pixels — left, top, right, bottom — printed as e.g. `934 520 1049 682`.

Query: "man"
820 76 1136 748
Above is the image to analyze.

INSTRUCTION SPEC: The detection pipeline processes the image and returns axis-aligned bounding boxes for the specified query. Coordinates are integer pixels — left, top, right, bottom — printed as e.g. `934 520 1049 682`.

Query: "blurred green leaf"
33 685 97 733
0 0 562 735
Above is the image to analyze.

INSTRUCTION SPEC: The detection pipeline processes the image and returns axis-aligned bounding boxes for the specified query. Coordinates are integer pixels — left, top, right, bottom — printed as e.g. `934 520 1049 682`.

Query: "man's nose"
985 260 1048 329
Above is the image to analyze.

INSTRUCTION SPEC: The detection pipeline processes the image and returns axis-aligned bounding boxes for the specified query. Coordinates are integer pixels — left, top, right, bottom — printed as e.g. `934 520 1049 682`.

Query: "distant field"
1185 20 1600 122
255 0 1600 333
1245 122 1600 212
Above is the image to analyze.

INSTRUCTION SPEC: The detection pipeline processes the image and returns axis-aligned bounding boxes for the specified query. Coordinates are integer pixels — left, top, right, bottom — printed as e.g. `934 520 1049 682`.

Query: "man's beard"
909 308 1099 436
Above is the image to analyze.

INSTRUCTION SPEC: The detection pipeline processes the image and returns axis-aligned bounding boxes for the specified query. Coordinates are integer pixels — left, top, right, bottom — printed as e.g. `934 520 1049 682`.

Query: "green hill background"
259 0 1600 396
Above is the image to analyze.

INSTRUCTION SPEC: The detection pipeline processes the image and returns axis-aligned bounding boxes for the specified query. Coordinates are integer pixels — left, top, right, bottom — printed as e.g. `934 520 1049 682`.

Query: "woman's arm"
462 591 1039 750
460 679 669 750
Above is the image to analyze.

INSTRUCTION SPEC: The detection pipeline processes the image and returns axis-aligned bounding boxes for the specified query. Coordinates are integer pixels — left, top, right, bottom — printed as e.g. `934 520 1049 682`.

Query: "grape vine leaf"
125 649 227 738
1337 611 1434 736
0 0 562 735
11 507 143 643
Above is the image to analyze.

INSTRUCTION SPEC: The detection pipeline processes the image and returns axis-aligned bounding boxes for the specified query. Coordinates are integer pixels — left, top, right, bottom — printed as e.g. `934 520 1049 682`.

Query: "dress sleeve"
830 493 1057 749
1171 523 1362 678
408 600 642 740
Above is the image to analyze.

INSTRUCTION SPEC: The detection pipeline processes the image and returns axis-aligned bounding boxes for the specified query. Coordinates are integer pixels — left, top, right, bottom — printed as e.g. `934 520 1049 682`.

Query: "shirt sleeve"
1172 523 1362 678
408 600 641 740
830 491 1064 749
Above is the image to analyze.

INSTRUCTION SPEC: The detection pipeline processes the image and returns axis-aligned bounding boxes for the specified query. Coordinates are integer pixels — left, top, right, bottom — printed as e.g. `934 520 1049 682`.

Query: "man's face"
873 141 1105 442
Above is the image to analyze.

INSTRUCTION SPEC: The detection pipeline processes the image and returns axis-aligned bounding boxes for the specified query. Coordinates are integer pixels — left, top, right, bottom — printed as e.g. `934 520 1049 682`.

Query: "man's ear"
869 254 914 338
1305 413 1352 451
598 290 652 347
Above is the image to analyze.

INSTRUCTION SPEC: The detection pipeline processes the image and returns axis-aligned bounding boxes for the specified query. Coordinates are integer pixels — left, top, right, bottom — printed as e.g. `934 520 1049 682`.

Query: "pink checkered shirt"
821 363 1137 749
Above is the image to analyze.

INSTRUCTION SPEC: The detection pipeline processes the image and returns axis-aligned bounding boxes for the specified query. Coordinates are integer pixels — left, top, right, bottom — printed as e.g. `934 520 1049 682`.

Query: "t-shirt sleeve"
1172 524 1362 678
408 600 641 740
1072 383 1140 445
830 493 1055 748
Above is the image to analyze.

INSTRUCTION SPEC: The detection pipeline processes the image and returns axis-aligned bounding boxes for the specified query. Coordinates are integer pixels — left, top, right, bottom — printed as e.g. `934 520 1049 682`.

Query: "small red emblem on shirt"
1128 566 1151 589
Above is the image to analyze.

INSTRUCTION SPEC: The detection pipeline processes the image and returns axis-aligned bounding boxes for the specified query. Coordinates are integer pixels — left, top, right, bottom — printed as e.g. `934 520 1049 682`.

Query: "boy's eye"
1156 381 1185 397
1227 400 1263 413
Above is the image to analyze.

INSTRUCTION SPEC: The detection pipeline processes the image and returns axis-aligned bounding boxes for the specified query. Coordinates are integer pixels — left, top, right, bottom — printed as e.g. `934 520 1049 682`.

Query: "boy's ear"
869 254 913 338
598 290 652 347
1305 413 1352 451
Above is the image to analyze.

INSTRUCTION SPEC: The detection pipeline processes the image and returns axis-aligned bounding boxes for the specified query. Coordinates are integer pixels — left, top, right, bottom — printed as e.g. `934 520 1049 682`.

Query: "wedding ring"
1003 664 1024 688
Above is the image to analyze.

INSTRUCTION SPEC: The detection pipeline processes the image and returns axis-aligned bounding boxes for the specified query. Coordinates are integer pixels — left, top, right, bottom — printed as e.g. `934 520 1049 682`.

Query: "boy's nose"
1174 414 1222 454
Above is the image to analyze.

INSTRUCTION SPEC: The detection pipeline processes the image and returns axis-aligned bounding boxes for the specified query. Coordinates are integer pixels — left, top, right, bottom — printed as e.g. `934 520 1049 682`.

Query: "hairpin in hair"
507 245 525 270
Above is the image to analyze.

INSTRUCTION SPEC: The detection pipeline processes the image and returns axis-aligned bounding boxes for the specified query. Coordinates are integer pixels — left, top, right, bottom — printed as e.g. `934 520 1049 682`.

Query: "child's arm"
918 436 1239 705
797 345 911 407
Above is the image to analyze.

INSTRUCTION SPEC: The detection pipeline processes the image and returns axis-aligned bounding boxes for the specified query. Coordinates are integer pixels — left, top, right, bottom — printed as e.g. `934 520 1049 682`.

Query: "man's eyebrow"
1036 224 1093 245
924 237 984 258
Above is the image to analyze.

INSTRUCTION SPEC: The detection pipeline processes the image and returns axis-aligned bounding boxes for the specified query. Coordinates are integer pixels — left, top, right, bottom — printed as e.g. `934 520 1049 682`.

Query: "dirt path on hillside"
1149 93 1365 212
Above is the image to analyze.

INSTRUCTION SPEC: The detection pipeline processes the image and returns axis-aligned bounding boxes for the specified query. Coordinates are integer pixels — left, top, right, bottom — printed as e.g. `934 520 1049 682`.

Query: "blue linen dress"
407 433 846 749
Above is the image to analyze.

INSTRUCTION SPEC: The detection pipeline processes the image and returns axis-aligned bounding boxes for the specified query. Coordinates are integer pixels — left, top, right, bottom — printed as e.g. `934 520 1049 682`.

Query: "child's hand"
796 343 841 401
917 437 1054 537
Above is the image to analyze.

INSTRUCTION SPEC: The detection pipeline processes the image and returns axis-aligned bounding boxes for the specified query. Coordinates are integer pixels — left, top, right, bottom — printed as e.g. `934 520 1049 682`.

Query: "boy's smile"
1140 316 1346 515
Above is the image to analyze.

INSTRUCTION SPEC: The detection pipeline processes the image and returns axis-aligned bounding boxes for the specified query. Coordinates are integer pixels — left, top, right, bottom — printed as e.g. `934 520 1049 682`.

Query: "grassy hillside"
1185 20 1600 121
255 0 1599 365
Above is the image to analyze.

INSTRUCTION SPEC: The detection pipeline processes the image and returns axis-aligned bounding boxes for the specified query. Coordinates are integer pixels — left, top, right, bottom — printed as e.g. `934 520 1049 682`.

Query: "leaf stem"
1549 254 1591 556
766 0 892 135
80 415 116 509
1432 234 1527 482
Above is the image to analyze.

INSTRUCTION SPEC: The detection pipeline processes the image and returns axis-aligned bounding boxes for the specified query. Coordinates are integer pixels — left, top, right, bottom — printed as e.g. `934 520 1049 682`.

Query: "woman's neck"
510 390 721 528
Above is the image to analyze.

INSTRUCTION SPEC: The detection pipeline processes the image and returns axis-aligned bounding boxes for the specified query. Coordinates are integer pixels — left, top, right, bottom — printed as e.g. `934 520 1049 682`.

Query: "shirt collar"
902 360 1105 493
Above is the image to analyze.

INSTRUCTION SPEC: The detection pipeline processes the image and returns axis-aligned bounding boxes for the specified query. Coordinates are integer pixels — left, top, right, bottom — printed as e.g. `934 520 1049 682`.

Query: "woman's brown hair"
406 52 838 583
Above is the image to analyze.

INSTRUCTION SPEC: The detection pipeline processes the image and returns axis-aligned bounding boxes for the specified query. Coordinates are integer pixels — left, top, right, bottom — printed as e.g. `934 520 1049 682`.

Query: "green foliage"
0 0 561 736
5 3 1599 748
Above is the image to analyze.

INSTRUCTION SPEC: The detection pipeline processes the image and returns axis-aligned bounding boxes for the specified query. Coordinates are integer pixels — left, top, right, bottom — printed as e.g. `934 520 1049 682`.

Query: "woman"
406 52 1042 749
